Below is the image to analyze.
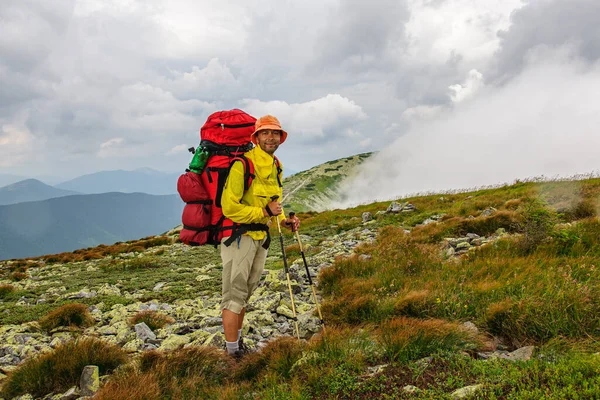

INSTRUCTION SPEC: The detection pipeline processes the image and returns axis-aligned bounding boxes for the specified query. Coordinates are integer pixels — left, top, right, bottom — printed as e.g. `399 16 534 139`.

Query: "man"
220 115 299 358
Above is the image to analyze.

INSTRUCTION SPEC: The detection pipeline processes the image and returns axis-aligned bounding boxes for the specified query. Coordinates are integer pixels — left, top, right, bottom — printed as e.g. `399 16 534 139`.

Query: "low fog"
333 51 600 208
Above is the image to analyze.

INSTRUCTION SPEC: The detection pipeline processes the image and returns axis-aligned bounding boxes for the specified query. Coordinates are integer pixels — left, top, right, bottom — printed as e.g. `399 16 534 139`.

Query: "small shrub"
0 283 15 299
565 200 597 221
517 200 556 254
0 337 127 399
39 303 95 332
129 310 175 330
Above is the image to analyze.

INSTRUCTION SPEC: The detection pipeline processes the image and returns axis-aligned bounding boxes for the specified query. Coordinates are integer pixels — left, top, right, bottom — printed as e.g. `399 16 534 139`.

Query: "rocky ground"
0 202 538 399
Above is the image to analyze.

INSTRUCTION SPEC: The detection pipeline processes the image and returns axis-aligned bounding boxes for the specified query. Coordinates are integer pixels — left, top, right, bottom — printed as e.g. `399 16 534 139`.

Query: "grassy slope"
282 152 373 212
1 177 600 399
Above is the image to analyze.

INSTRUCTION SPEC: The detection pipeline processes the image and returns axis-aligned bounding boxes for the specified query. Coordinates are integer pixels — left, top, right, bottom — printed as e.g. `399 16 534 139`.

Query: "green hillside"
0 176 599 399
282 152 373 212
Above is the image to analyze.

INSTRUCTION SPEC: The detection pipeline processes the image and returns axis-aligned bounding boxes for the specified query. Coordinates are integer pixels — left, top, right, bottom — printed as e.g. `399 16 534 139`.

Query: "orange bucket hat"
251 115 288 144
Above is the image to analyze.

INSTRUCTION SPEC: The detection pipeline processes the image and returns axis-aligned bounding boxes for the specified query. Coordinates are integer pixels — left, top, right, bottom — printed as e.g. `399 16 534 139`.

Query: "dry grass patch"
235 336 305 381
39 303 95 332
129 310 175 330
0 337 127 399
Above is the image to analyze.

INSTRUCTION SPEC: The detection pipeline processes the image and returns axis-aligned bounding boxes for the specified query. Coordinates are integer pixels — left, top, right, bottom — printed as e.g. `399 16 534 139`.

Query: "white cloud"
334 51 600 207
240 94 367 143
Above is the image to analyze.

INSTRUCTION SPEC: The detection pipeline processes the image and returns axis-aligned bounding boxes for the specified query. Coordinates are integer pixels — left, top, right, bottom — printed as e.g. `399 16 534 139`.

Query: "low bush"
38 303 95 332
0 337 127 399
129 310 175 330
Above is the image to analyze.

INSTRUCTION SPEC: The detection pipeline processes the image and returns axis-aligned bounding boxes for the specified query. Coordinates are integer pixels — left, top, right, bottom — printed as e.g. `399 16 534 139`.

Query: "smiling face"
255 129 282 155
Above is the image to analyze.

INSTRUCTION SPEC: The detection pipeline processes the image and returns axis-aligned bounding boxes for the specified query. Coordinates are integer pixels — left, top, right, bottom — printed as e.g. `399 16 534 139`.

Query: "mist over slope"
282 152 372 212
333 56 600 208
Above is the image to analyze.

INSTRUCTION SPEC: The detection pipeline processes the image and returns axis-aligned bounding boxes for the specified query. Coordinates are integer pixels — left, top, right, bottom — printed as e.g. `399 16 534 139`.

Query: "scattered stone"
365 364 388 377
481 207 497 217
58 386 80 400
505 346 535 361
134 322 156 342
451 384 484 399
79 365 99 396
358 254 372 261
456 242 471 251
159 334 190 351
153 282 166 292
403 385 419 393
462 321 479 335
362 212 373 223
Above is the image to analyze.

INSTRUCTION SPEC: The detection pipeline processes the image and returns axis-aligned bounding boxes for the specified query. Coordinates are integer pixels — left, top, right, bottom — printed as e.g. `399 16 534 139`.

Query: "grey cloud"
312 0 410 74
492 0 600 81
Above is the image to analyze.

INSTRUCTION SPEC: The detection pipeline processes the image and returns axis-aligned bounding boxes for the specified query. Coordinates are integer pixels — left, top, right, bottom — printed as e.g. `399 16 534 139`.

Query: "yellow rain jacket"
221 145 285 241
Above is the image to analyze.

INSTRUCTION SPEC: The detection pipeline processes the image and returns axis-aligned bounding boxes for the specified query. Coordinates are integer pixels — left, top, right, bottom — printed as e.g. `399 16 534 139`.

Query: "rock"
153 282 166 292
386 202 404 213
455 242 471 251
362 212 373 223
276 304 297 319
58 386 80 400
471 238 483 246
481 207 497 217
79 365 99 396
159 334 190 351
462 322 478 335
122 339 143 352
135 322 156 342
365 364 388 376
445 247 456 258
505 346 535 361
451 384 484 399
358 254 372 261
403 385 419 393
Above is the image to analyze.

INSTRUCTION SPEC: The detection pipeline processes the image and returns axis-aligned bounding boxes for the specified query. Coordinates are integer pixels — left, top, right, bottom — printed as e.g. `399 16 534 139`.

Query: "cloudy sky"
2 0 600 202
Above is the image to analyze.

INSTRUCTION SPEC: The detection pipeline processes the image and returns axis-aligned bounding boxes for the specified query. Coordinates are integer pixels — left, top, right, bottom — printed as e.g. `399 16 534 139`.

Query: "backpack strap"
274 156 282 188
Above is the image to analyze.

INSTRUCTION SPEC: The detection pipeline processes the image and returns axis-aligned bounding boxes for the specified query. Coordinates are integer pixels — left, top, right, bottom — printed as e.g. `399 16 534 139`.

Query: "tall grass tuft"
0 338 127 399
38 303 95 332
129 310 175 330
235 337 305 381
377 317 476 363
96 346 231 400
0 283 15 299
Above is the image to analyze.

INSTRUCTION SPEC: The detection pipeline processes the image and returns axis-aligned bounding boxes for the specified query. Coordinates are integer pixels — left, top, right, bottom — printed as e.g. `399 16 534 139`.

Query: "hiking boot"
238 337 251 354
230 349 244 362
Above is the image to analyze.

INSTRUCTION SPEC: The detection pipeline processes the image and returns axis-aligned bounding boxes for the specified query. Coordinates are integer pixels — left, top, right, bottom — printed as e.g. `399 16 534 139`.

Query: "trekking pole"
270 195 300 339
288 212 325 330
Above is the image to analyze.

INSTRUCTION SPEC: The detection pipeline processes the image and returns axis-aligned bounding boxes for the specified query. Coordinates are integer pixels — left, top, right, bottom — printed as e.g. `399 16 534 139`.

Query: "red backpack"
177 109 281 247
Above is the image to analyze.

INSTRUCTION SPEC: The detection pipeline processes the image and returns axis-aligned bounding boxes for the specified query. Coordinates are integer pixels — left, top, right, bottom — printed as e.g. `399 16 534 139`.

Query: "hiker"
220 115 299 358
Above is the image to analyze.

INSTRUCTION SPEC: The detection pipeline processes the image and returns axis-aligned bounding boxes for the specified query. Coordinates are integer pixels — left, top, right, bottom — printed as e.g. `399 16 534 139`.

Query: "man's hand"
264 199 282 217
283 213 300 231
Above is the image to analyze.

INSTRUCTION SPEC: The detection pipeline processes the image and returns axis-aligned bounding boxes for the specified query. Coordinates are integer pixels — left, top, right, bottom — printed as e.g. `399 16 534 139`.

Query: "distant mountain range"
0 193 183 260
0 179 79 206
56 169 181 195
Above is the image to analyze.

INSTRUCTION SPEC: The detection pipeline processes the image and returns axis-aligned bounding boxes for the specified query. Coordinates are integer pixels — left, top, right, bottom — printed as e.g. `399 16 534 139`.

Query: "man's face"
256 129 282 155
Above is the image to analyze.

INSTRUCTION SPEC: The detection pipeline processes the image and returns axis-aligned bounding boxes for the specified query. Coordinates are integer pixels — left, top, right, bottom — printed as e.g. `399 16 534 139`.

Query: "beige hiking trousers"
220 235 268 314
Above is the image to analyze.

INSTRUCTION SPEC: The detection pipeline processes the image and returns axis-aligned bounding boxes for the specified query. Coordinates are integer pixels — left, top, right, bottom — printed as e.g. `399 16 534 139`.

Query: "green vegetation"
0 338 127 399
1 175 599 398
